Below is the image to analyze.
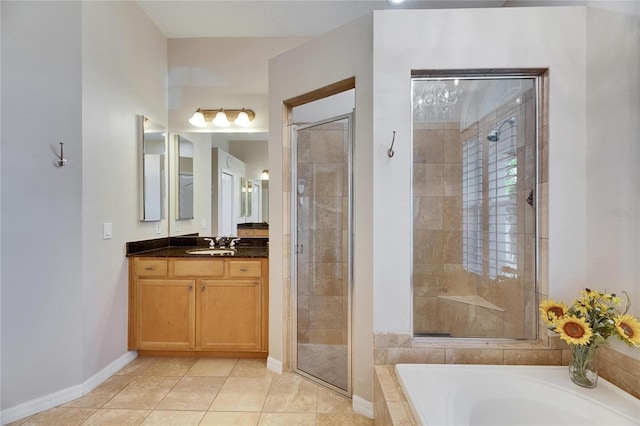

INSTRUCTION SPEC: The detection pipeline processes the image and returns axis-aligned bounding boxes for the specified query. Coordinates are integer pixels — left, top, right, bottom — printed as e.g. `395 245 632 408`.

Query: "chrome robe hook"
56 142 67 167
387 131 396 158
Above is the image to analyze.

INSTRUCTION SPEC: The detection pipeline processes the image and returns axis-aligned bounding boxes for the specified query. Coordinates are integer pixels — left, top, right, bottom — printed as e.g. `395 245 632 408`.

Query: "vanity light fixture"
212 110 230 127
188 108 256 128
261 169 269 180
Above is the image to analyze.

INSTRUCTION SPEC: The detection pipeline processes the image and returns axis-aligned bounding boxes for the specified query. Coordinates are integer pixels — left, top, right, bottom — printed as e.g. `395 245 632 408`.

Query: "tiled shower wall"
295 122 349 346
412 88 538 340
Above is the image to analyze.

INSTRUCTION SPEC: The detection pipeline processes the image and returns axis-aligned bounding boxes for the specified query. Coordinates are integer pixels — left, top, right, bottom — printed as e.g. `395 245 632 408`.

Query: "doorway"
291 113 353 396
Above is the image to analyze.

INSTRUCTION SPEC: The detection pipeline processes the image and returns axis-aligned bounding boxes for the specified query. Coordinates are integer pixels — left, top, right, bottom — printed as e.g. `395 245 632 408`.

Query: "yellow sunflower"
615 314 640 347
539 299 568 325
555 315 593 345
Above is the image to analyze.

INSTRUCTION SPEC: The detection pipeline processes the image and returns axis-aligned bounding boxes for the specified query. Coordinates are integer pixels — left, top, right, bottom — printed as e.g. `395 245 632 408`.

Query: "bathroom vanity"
127 237 268 358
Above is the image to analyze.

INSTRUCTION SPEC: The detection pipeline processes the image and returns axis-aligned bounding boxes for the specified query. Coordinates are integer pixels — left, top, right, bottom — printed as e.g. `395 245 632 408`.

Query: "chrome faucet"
230 238 241 249
215 236 226 248
203 238 215 248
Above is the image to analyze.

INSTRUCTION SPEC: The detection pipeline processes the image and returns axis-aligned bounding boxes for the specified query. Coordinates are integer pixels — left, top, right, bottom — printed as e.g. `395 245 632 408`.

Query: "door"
220 171 233 236
292 113 353 396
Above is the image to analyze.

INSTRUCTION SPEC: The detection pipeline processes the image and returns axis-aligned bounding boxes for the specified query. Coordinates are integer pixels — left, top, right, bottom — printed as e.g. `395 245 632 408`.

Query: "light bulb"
234 111 251 127
261 169 269 180
188 111 207 127
212 111 230 127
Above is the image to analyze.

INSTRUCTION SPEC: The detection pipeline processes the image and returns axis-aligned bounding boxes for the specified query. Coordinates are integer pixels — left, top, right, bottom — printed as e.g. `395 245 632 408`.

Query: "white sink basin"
186 248 236 256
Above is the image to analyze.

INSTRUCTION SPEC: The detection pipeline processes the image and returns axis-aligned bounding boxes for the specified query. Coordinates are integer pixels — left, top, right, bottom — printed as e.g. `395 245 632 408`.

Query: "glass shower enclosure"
291 113 353 396
412 74 539 340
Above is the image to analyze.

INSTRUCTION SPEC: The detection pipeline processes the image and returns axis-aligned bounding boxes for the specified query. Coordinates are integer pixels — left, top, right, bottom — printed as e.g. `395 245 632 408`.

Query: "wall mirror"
138 115 166 222
166 132 269 236
177 135 194 219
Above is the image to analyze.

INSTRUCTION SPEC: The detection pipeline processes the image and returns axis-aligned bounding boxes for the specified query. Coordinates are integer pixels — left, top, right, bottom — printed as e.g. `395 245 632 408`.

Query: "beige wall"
585 5 640 360
2 0 168 419
168 37 309 133
371 6 587 335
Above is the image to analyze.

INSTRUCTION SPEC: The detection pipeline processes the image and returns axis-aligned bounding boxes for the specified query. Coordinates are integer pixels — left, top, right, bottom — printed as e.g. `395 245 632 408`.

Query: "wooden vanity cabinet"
128 257 268 357
237 228 269 237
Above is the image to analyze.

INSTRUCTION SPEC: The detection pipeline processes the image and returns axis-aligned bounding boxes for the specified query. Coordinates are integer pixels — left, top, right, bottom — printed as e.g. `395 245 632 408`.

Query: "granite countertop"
126 236 268 258
237 222 269 229
128 246 268 258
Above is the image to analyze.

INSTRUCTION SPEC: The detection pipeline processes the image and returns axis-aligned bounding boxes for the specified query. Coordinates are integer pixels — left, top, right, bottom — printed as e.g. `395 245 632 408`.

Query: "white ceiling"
136 0 511 38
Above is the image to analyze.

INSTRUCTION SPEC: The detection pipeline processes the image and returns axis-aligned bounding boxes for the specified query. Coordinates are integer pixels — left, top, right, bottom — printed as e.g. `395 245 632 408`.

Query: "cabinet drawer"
174 260 224 277
255 229 269 237
237 229 255 237
135 259 168 277
229 261 262 278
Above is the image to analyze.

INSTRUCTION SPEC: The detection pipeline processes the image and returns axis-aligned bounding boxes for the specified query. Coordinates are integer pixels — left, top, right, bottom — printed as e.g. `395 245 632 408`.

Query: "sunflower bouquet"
539 288 640 387
540 288 640 348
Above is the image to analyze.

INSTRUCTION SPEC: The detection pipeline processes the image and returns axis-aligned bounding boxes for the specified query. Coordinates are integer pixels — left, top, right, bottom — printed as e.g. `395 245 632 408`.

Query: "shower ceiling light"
188 108 256 128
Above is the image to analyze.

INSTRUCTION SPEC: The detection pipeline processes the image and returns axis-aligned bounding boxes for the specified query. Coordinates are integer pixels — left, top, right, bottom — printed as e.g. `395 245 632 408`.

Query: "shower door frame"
290 112 354 397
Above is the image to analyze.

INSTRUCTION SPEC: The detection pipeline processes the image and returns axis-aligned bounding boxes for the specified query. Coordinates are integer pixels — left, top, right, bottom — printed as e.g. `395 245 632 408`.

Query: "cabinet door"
197 280 262 351
136 279 195 350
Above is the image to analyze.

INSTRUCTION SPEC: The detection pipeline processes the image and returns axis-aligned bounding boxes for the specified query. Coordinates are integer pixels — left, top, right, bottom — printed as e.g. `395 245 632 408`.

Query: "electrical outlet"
201 219 207 229
176 221 181 232
103 223 112 240
155 223 161 234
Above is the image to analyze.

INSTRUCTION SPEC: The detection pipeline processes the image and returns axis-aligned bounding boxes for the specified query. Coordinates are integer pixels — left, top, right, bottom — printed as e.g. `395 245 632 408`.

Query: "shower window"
412 72 539 340
462 135 483 275
488 119 518 280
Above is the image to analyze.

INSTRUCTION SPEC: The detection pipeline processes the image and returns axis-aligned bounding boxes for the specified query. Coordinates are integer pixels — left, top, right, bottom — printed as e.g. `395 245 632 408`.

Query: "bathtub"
395 364 640 426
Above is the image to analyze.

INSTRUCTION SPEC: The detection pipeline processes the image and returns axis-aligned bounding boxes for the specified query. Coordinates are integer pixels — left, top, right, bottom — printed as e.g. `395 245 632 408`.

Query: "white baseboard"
266 356 282 374
352 394 374 419
82 351 137 394
1 383 83 426
1 351 137 425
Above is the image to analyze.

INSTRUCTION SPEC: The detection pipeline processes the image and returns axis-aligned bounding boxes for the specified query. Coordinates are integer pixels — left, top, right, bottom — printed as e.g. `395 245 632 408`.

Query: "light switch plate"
103 223 112 240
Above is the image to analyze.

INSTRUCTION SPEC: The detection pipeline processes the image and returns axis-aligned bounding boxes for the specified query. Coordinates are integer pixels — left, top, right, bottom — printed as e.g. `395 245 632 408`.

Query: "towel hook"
387 131 396 158
56 142 67 167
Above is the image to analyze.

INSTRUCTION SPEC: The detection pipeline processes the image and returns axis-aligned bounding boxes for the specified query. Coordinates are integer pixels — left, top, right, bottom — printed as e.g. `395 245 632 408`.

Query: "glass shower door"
292 113 352 395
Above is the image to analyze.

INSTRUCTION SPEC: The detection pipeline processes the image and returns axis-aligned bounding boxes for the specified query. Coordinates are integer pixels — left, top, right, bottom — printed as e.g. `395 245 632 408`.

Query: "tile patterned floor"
8 357 373 426
297 344 348 392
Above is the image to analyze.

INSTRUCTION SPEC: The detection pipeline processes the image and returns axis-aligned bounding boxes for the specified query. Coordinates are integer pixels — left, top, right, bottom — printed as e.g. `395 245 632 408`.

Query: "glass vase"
568 344 598 388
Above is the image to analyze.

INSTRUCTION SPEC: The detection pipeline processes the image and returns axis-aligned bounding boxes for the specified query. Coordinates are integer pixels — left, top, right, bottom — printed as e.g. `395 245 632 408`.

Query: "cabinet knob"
189 284 193 292
200 285 206 292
